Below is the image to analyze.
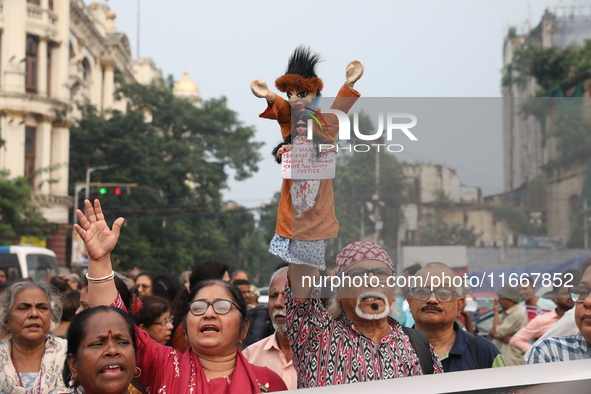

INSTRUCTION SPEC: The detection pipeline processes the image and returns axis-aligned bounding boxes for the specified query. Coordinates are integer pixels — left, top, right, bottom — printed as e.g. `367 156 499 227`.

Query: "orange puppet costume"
251 46 363 269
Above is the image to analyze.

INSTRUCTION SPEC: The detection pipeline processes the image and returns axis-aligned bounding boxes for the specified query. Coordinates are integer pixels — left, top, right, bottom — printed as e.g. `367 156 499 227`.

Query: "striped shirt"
285 284 443 388
527 335 591 364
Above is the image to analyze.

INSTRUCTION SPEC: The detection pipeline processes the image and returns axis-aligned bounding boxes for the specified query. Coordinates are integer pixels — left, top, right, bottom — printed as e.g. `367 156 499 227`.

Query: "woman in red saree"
75 199 287 394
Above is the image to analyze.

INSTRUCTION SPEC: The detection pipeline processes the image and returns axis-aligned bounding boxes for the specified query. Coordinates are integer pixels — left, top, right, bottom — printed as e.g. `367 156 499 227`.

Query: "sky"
102 0 577 208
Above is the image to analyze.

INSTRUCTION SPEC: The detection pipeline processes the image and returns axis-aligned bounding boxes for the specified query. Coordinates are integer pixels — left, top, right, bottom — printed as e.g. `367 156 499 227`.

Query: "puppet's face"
287 90 316 112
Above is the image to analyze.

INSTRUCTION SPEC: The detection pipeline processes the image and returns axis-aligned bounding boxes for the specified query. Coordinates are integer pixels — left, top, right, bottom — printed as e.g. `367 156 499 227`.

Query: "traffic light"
98 187 122 195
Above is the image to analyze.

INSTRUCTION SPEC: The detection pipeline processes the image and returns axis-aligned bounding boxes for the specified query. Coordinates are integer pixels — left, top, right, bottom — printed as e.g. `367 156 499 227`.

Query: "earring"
134 367 142 378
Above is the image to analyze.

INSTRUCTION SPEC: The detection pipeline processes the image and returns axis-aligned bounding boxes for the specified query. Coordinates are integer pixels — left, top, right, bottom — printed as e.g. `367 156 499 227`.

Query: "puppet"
251 45 363 269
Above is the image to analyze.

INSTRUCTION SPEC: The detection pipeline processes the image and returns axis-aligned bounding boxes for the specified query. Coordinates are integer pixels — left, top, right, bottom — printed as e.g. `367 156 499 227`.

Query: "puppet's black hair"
285 45 322 78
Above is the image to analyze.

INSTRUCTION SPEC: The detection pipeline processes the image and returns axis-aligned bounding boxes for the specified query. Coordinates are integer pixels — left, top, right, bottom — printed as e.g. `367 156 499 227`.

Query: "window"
48 0 54 10
25 127 36 187
25 36 38 93
27 0 41 4
0 254 23 282
27 254 59 281
82 57 91 81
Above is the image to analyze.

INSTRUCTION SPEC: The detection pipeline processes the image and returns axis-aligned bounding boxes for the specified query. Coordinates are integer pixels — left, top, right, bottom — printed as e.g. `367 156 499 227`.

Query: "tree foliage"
0 135 49 243
0 171 50 244
505 39 591 95
548 104 591 158
491 204 539 236
418 212 479 246
330 112 406 253
69 82 270 277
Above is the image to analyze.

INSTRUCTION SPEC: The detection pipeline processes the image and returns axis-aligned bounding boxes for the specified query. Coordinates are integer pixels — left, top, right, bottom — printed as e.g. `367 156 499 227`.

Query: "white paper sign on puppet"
281 141 336 180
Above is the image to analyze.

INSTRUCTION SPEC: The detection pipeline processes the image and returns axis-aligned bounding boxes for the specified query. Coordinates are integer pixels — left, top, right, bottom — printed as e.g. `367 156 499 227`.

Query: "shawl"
0 336 70 394
112 294 285 393
193 350 266 394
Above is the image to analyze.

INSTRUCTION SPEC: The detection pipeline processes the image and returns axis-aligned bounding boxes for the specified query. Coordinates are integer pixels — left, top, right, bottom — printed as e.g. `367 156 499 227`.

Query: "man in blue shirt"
408 262 505 372
528 258 591 364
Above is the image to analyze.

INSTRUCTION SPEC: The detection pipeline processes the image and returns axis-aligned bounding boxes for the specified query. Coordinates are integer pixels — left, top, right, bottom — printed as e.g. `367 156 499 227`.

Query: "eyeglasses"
410 287 458 303
189 299 235 316
154 316 174 327
342 267 396 280
569 286 591 304
136 284 151 289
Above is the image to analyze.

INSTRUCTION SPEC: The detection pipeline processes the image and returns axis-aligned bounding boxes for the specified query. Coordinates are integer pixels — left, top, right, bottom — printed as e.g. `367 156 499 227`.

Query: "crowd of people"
0 199 590 393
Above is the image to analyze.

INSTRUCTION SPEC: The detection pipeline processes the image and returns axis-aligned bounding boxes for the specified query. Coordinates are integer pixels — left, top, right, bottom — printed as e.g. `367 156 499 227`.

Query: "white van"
0 245 59 282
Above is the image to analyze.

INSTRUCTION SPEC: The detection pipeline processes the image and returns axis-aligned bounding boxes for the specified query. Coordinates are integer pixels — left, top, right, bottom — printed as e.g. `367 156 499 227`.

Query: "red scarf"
180 350 263 393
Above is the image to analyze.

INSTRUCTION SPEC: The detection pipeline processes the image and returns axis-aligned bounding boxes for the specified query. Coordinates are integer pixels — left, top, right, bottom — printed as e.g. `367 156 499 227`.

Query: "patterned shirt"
285 284 442 388
527 335 591 364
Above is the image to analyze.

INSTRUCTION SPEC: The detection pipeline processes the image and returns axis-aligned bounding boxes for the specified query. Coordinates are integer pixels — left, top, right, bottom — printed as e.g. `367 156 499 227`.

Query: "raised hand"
250 78 275 103
74 199 124 263
345 60 364 88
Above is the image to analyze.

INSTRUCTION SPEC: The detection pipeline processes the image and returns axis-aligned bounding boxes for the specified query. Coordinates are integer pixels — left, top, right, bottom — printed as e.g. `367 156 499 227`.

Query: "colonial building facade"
0 0 161 265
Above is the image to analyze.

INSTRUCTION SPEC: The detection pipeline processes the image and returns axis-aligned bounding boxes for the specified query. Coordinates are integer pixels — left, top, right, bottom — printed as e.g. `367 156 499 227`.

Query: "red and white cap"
335 242 394 276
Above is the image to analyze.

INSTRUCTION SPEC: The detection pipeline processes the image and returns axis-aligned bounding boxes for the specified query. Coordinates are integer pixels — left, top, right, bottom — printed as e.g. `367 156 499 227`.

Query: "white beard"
354 291 392 320
271 309 287 334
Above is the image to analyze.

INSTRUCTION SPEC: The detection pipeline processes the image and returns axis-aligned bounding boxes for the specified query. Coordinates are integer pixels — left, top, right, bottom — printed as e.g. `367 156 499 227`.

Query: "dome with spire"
173 70 201 100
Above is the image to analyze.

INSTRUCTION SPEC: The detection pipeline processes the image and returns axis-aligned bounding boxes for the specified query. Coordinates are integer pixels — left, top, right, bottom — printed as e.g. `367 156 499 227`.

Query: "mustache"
420 305 444 312
356 291 388 303
272 309 286 320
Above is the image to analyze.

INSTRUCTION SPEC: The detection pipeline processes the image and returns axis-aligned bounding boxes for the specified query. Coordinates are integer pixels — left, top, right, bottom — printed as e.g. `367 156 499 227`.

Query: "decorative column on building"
35 116 53 194
2 0 27 93
0 111 27 177
102 61 115 111
37 37 49 97
53 0 70 102
50 122 70 198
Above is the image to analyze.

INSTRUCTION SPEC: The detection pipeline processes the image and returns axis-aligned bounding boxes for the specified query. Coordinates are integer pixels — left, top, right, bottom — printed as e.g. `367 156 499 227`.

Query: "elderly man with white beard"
287 241 443 388
243 267 296 390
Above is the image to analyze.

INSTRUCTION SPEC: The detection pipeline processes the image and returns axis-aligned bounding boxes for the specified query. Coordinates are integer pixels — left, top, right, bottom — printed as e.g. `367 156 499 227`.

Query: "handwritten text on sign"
281 142 336 180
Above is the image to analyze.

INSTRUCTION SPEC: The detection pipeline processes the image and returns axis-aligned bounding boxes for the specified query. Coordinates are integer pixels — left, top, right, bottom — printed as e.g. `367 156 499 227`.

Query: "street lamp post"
85 164 118 201
72 183 87 225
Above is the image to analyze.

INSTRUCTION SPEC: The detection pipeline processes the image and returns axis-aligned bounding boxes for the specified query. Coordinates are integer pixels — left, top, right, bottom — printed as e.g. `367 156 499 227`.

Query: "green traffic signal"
99 187 108 195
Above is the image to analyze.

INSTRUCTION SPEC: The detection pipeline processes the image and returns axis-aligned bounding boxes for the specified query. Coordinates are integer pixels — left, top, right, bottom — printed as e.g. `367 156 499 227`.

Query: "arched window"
25 35 38 93
82 57 91 81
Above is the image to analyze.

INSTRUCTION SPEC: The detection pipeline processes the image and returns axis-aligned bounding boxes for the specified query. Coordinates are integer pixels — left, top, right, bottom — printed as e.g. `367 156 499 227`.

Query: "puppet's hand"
251 78 275 104
345 60 364 88
277 144 293 159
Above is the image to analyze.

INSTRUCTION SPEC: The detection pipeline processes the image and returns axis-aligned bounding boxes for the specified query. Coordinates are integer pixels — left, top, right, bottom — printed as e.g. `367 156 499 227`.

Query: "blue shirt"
440 322 504 372
527 335 591 364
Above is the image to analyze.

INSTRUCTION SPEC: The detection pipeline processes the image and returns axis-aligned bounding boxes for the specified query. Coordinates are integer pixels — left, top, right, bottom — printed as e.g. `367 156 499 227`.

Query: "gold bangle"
86 271 115 284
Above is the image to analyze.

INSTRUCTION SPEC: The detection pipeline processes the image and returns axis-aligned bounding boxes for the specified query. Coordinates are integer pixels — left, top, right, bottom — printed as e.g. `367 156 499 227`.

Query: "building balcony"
25 2 59 39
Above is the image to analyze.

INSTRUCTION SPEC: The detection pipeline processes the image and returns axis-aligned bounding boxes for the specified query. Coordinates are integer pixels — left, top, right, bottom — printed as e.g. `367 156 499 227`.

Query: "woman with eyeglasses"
134 296 174 344
74 199 287 393
135 272 156 296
